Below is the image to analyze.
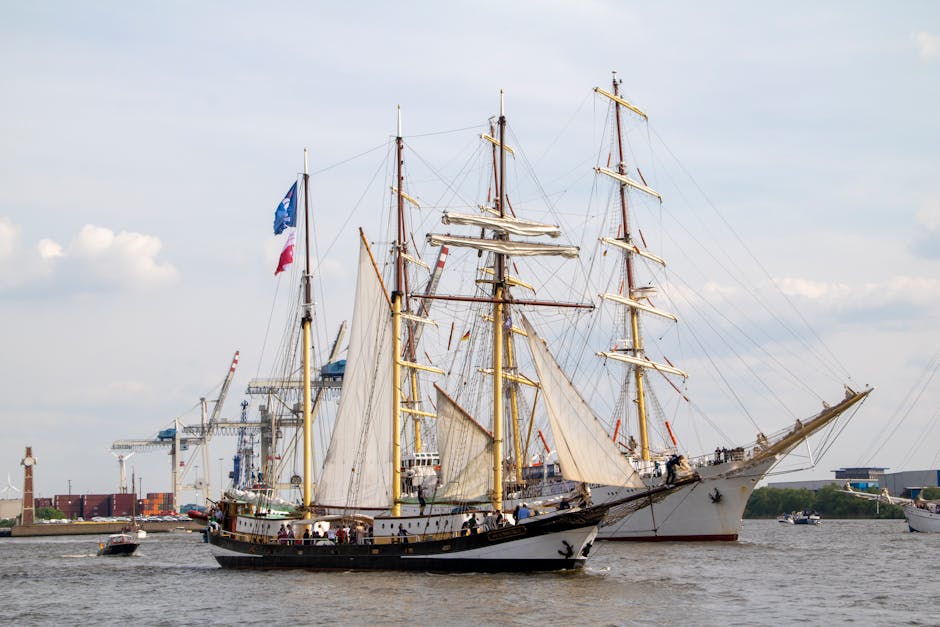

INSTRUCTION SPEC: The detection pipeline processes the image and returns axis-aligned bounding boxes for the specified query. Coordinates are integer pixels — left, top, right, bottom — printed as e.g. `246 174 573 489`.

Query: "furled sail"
599 292 677 322
434 385 493 500
427 234 578 258
594 167 662 201
522 315 645 488
599 237 665 266
442 211 562 238
317 238 394 510
598 351 689 378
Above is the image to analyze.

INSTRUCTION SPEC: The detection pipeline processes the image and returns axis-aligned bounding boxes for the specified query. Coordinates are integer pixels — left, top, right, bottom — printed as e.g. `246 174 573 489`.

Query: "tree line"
745 484 940 519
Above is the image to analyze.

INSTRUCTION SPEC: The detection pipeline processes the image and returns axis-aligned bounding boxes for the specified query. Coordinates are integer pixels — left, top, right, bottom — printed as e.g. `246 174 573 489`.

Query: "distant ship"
842 485 940 533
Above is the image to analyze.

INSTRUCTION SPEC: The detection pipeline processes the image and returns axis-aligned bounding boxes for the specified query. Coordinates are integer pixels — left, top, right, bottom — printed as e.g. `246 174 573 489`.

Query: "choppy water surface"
2 520 938 626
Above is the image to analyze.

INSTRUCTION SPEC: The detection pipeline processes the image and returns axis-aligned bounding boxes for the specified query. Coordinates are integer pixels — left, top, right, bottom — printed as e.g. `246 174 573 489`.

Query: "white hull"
405 524 597 562
903 504 940 533
594 455 778 541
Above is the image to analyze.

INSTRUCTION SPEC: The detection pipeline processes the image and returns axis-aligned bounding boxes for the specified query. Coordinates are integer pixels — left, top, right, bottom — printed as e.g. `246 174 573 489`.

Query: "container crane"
111 351 251 512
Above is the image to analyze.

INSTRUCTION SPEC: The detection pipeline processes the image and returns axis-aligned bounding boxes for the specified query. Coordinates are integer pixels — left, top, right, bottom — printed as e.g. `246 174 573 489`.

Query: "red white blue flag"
275 231 296 275
273 182 298 235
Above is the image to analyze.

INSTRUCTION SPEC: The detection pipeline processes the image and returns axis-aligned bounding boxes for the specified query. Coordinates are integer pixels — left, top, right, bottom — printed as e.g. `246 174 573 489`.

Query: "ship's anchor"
558 540 574 558
581 541 592 557
709 488 722 503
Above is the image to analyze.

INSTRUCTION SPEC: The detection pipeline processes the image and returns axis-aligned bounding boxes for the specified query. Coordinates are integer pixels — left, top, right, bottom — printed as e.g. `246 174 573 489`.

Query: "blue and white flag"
273 182 298 235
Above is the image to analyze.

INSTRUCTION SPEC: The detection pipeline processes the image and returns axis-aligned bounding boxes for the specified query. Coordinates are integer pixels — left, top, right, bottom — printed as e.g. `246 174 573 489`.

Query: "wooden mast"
492 90 507 512
611 74 651 461
302 149 314 507
488 120 525 485
391 107 404 517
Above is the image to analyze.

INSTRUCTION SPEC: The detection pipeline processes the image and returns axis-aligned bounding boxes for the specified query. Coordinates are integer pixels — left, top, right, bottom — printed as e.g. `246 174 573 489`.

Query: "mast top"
397 105 402 138
499 90 504 117
303 148 308 175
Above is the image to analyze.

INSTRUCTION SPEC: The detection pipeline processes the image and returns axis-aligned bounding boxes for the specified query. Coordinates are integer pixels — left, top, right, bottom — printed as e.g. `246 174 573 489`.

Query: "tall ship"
579 74 871 540
842 486 940 533
206 98 693 571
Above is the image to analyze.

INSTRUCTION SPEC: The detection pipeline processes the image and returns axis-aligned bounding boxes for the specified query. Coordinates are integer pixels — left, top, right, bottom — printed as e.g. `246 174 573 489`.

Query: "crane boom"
210 351 240 425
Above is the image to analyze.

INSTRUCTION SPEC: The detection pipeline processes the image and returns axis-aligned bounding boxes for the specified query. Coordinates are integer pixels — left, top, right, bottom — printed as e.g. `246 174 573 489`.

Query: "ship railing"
215 520 539 546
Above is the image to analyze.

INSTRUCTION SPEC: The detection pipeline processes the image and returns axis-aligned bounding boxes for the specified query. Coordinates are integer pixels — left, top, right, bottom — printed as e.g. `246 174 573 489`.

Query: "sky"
2 1 939 502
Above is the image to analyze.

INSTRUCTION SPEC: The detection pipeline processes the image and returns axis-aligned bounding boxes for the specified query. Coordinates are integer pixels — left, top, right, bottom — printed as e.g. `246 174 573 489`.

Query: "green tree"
921 486 940 499
744 485 903 519
35 506 65 520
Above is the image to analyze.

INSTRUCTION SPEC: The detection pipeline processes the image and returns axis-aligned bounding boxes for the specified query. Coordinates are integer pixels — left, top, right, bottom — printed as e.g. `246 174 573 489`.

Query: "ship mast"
492 90 507 511
390 107 405 517
301 149 315 507
423 91 585 510
611 76 650 461
594 73 684 460
488 119 525 485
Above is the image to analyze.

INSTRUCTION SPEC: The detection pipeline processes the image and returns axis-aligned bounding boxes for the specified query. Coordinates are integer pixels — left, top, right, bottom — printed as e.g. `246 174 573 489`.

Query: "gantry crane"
111 351 249 512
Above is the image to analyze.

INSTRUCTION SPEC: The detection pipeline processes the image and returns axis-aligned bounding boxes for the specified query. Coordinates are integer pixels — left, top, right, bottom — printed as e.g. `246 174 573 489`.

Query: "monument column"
21 446 36 525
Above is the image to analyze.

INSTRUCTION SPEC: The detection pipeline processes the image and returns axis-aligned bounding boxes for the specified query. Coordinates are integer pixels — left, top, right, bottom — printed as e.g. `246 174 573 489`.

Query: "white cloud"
776 277 852 301
910 196 940 258
37 238 64 260
0 222 177 294
913 31 940 61
915 201 940 230
0 217 17 260
66 224 177 288
777 275 940 312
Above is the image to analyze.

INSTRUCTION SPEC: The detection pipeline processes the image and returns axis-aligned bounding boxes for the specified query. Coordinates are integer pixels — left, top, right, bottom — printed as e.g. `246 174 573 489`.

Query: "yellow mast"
410 370 422 452
492 90 507 512
487 115 523 485
493 289 504 511
391 292 402 516
505 331 523 483
301 149 314 506
612 75 651 461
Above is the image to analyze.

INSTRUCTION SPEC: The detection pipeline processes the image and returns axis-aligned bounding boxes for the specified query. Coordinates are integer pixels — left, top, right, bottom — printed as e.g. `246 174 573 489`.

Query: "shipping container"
110 493 137 516
81 493 111 518
34 497 53 509
54 495 82 518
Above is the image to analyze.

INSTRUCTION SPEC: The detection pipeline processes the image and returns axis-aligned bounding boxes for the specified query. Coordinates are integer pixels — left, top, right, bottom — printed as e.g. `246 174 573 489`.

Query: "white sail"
599 292 677 322
442 211 562 238
598 351 689 378
594 167 662 201
522 315 645 488
434 385 493 500
600 237 666 266
317 239 394 510
427 234 578 258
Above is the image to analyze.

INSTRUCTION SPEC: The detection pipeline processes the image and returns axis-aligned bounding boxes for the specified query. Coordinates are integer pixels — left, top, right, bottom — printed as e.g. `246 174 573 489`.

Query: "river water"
2 520 937 626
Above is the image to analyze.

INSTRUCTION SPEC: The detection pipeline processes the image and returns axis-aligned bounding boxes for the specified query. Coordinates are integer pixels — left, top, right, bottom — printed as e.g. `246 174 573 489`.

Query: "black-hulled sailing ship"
206 98 692 571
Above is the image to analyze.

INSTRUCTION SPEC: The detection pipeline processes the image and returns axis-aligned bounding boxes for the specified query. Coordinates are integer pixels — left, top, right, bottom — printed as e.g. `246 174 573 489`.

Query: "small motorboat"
793 510 821 525
97 533 139 556
778 511 820 525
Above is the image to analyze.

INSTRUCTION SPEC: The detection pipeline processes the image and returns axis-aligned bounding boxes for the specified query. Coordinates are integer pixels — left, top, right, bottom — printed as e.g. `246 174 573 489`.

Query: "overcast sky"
2 1 939 501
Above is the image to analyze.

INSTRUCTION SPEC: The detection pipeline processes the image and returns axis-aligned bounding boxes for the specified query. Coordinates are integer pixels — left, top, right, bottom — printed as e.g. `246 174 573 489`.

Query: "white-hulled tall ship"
581 74 871 541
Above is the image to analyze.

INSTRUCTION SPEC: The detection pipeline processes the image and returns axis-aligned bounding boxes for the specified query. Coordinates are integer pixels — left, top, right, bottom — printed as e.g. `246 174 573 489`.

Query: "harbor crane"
111 450 134 494
110 344 347 510
111 351 247 512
